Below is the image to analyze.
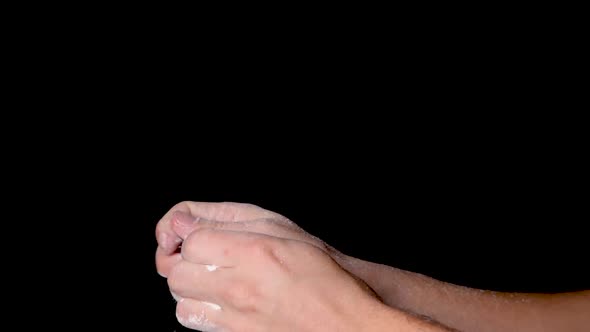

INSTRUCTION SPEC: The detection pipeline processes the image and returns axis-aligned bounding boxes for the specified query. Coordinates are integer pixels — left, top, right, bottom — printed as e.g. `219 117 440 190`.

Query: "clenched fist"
155 202 384 331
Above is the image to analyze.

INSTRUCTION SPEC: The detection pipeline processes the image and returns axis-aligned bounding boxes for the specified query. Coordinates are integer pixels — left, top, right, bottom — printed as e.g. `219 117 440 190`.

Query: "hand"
155 202 455 331
156 202 336 278
167 227 383 331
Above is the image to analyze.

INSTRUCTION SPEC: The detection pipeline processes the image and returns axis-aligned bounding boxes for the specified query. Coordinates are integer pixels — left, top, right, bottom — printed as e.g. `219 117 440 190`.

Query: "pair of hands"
155 202 382 331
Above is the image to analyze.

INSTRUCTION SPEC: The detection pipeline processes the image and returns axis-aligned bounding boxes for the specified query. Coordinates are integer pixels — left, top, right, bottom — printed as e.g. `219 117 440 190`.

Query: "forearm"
351 297 457 332
336 255 590 332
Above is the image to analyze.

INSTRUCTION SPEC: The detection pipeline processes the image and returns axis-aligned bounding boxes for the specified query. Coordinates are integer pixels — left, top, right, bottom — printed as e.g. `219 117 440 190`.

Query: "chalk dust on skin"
176 301 223 331
177 309 215 330
201 301 222 311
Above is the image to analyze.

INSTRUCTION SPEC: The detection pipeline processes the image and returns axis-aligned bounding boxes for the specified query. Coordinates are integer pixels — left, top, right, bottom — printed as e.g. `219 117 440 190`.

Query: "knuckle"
246 237 287 267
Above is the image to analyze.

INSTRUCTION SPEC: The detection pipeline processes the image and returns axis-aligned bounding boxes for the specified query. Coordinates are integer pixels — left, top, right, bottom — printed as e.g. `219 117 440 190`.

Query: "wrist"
331 252 405 307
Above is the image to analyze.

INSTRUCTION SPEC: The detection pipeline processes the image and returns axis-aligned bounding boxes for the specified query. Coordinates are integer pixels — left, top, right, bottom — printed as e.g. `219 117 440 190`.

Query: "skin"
155 202 590 331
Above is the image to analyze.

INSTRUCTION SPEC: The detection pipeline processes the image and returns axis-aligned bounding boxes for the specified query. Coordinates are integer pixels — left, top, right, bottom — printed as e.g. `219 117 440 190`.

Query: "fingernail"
173 211 197 226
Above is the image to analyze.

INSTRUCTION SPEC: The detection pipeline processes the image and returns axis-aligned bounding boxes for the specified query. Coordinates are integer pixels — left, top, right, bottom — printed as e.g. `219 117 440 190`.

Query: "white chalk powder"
206 264 218 271
177 309 215 330
201 301 222 311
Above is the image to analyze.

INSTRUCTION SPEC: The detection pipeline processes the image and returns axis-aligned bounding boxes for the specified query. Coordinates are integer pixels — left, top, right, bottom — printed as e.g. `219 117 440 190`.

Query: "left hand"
167 227 382 331
155 202 333 278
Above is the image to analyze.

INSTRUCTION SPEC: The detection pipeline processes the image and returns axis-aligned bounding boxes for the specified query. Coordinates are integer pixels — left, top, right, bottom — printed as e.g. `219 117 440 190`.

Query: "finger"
172 211 321 250
156 201 282 254
171 210 263 241
155 246 182 277
176 298 224 332
167 259 228 304
155 202 193 254
181 228 276 267
170 211 210 240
